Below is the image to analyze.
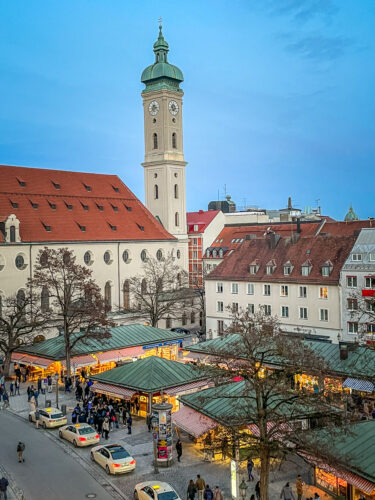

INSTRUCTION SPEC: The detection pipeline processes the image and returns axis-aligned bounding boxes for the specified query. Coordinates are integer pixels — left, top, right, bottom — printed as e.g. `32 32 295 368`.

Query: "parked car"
28 407 67 428
134 481 181 500
90 443 136 475
59 423 100 447
170 327 190 334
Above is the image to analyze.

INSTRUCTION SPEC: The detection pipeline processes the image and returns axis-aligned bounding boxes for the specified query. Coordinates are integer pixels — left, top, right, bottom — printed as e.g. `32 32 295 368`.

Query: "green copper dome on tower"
141 25 183 94
344 205 359 221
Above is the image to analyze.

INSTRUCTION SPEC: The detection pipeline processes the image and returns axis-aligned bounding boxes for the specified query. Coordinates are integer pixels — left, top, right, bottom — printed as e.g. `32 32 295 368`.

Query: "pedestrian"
213 486 223 500
187 480 197 500
203 485 213 500
247 458 254 481
296 475 303 500
176 439 182 462
35 408 40 429
0 476 9 500
17 442 25 463
15 378 20 395
127 415 133 434
313 494 320 500
250 496 255 500
37 377 42 394
2 392 9 408
255 481 260 500
47 375 52 393
34 390 39 407
221 436 228 460
9 383 14 397
196 475 206 500
102 417 110 440
280 482 295 500
146 413 152 432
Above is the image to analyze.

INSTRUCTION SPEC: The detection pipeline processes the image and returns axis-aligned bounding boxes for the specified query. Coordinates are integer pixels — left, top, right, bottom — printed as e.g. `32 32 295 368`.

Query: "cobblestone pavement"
3 382 333 500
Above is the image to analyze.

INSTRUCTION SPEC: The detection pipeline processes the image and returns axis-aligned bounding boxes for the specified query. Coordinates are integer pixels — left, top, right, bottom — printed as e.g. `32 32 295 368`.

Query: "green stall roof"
189 335 375 379
302 420 375 483
16 324 183 361
91 356 208 392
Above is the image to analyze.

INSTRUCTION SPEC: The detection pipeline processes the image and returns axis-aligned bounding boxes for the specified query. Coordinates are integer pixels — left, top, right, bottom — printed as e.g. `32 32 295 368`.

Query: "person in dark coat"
127 415 132 434
187 480 197 500
176 439 182 462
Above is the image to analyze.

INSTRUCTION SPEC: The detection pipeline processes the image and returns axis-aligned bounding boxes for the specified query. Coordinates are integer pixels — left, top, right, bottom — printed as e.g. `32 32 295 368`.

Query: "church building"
0 26 193 335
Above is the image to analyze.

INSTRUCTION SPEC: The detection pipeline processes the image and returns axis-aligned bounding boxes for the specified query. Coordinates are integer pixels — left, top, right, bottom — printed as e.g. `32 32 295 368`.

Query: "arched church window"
9 226 16 243
153 133 158 149
172 133 177 149
123 280 130 309
41 286 50 313
175 212 179 227
174 184 178 199
154 185 159 199
104 282 112 310
141 278 147 295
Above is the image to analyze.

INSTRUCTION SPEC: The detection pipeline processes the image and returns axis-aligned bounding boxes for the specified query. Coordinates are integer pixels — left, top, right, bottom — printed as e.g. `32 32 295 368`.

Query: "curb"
0 462 25 500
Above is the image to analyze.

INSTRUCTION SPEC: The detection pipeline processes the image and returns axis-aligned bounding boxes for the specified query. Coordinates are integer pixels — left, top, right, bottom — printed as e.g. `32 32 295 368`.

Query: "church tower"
141 25 187 239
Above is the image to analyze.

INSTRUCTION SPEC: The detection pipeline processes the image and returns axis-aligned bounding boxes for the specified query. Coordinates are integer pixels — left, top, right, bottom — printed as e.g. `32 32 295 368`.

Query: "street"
0 410 116 500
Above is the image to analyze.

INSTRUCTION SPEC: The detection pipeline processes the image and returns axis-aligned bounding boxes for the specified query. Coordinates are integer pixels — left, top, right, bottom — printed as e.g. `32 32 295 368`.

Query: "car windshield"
79 427 95 435
50 413 63 419
157 491 178 500
109 448 130 459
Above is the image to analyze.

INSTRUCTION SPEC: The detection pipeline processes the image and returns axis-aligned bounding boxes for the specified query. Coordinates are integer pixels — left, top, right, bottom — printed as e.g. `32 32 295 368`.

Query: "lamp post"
54 373 59 409
239 480 248 500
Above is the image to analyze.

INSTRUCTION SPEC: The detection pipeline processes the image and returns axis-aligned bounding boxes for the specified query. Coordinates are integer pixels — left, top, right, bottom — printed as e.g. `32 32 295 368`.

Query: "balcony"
362 289 375 297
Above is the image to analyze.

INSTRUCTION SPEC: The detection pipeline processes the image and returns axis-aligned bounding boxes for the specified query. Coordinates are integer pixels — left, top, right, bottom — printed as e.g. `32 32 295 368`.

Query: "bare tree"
349 288 375 342
0 290 47 376
128 253 189 327
30 248 113 376
194 309 349 500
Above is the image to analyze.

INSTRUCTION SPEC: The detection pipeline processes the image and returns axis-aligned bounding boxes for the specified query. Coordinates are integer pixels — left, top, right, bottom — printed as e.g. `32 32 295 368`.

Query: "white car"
59 423 100 447
28 407 67 428
134 482 181 500
90 443 136 475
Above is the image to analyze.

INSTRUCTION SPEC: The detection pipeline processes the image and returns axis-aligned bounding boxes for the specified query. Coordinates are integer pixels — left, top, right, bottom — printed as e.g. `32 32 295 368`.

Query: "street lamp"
239 479 248 500
54 373 59 409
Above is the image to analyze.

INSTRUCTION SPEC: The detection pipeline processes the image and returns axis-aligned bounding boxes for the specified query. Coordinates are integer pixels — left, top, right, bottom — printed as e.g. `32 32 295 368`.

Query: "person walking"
35 408 40 429
102 417 110 440
2 392 9 408
127 415 133 434
176 439 182 462
17 442 25 463
0 476 9 500
196 475 206 500
313 494 321 500
213 486 223 500
187 480 197 500
255 481 260 500
280 482 295 500
296 476 303 500
9 383 14 397
247 459 254 481
146 413 152 432
15 379 20 396
203 485 213 500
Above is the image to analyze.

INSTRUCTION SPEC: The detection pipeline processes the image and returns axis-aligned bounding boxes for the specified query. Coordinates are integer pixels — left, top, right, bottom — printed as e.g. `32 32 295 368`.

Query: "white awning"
172 405 217 437
92 382 136 400
343 378 374 393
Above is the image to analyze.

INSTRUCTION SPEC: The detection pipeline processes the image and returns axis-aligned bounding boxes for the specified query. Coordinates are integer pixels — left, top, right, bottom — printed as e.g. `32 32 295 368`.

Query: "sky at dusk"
0 1 374 220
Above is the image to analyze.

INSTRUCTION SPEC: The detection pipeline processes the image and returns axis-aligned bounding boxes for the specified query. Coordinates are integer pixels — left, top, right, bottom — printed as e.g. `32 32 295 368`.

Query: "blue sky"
0 0 374 219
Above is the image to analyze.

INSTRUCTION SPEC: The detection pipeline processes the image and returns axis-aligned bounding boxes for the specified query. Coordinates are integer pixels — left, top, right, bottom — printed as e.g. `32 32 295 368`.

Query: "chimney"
339 342 348 361
267 232 281 249
296 218 301 234
288 197 292 210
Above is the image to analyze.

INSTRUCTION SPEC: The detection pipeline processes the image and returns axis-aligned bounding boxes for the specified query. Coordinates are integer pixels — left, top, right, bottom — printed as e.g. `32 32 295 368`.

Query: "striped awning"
95 346 145 364
61 355 98 369
92 382 136 400
343 378 374 393
165 379 213 396
11 352 52 369
172 405 217 437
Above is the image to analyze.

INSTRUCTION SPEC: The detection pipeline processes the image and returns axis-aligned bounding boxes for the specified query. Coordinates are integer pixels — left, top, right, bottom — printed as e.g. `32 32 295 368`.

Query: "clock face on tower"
168 100 179 115
148 100 159 116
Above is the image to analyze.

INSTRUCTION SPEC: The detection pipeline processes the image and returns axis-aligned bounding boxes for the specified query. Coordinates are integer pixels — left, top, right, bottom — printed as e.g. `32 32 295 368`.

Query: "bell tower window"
153 133 158 149
174 184 178 199
9 226 16 243
172 133 177 149
154 184 159 199
175 212 179 226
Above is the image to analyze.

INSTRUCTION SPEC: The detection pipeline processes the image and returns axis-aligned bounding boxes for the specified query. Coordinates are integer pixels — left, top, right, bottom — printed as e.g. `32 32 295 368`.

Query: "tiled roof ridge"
0 163 122 178
0 191 137 201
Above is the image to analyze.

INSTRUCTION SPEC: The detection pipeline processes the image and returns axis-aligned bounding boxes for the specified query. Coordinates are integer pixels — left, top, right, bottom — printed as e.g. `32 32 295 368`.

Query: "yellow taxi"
90 443 136 475
134 482 181 500
28 407 67 428
59 423 100 447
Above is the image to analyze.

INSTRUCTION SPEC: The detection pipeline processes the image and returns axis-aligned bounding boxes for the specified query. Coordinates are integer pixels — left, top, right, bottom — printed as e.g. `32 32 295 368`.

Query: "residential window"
367 324 375 334
299 307 308 320
320 309 329 321
365 277 375 288
41 286 50 313
141 250 147 262
249 265 258 275
346 276 357 288
283 264 293 275
370 253 375 262
217 301 224 312
193 251 198 259
232 302 239 313
348 322 358 334
206 249 210 258
217 282 223 293
263 284 271 296
212 250 217 258
217 320 225 336
351 253 362 261
266 266 273 275
219 249 224 258
194 224 199 231
193 238 197 245
247 304 255 314
347 298 358 311
299 286 307 298
301 266 310 276
321 266 331 277
264 305 272 316
247 283 254 295
366 301 375 312
231 283 239 294
281 306 289 318
319 287 328 299
280 285 288 297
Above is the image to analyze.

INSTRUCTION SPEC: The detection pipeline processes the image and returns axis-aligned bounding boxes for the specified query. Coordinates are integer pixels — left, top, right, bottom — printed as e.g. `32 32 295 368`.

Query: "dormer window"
81 203 89 211
96 204 104 211
112 186 120 193
206 249 210 258
17 178 26 187
30 201 38 209
42 222 51 232
212 249 217 258
249 264 259 275
65 202 73 210
52 181 60 190
78 223 86 232
111 204 119 212
266 260 276 275
84 184 92 192
352 253 362 262
137 223 145 231
109 224 117 231
283 261 293 275
193 224 198 231
266 266 272 275
321 260 333 277
10 200 18 209
48 201 56 210
219 249 224 258
301 260 312 276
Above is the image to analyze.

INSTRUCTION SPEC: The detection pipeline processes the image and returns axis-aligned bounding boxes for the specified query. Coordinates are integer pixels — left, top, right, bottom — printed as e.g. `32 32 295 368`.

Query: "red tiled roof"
207 233 357 285
0 165 175 242
187 210 220 234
